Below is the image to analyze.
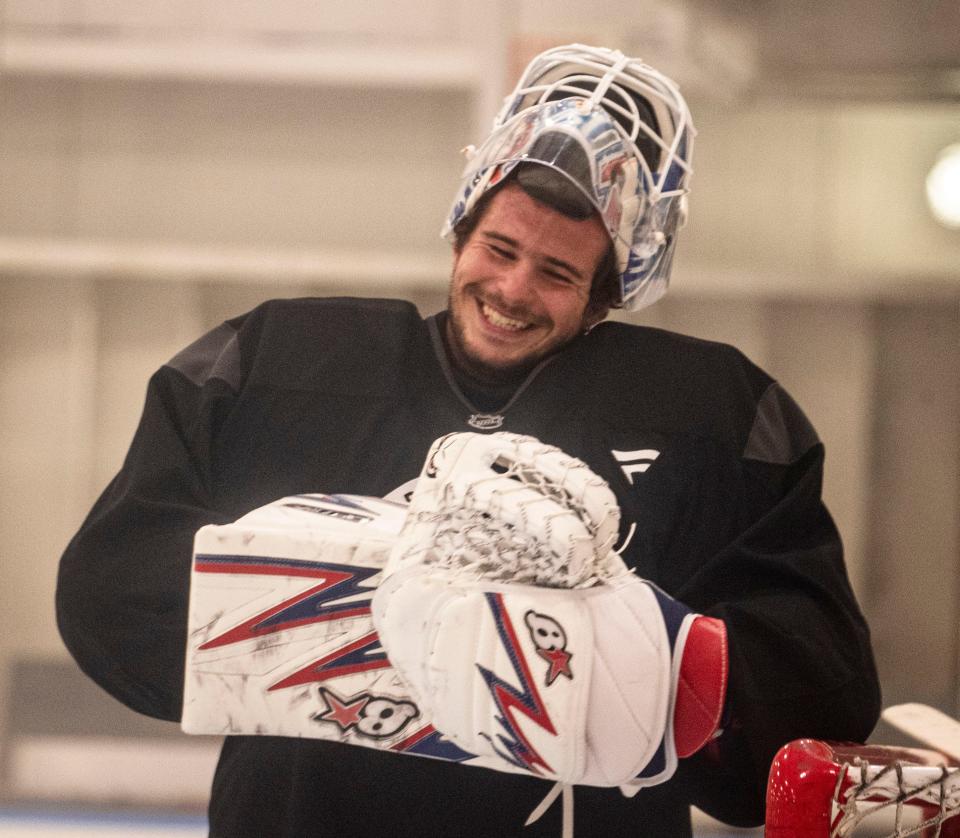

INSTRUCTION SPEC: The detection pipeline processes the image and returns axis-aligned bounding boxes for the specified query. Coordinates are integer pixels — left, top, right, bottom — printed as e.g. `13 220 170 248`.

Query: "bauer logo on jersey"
611 447 661 484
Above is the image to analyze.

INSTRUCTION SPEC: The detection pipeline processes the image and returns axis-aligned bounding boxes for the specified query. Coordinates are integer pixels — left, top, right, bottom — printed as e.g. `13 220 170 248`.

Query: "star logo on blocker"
314 686 368 731
536 647 573 685
524 610 574 687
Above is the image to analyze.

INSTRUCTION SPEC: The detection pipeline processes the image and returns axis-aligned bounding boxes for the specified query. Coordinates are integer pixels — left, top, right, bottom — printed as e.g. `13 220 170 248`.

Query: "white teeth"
482 303 528 331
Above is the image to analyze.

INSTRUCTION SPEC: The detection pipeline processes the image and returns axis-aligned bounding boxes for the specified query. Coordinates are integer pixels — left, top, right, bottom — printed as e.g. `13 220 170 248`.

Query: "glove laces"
526 781 574 838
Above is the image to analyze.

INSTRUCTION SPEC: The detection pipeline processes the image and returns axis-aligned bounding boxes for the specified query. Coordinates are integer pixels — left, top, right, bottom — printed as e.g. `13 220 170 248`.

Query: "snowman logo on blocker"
314 686 419 740
524 609 573 686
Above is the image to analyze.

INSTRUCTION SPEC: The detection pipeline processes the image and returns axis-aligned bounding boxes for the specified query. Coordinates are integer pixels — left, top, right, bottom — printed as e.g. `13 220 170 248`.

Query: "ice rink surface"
0 809 763 838
0 807 765 837
0 810 208 838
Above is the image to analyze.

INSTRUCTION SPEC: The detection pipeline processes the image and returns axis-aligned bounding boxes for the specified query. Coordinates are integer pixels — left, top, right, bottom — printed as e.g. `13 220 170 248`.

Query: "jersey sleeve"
55 319 246 722
671 382 881 826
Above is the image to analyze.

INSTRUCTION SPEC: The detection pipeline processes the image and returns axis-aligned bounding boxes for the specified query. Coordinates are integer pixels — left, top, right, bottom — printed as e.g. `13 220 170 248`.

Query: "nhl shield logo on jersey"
524 609 573 686
467 412 504 430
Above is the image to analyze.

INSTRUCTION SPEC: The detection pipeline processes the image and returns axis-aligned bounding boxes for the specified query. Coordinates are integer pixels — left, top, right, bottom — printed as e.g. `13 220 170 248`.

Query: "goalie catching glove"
372 432 728 789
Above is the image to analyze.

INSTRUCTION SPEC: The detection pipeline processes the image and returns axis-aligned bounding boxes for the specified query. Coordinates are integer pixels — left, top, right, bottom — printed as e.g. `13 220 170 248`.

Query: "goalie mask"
442 44 695 311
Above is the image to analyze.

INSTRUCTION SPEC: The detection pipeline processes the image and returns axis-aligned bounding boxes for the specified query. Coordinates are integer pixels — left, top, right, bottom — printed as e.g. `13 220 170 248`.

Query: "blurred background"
0 0 958 834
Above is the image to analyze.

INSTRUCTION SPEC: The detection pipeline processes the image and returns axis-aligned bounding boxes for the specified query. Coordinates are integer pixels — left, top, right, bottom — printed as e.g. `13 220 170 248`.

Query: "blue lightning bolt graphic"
476 593 556 776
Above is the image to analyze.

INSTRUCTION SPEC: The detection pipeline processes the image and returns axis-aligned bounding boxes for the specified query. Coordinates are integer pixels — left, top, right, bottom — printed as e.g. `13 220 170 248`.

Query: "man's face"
446 183 610 382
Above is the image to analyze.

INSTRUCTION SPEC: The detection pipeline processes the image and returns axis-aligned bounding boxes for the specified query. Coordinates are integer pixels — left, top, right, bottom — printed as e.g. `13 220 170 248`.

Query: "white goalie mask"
442 44 695 311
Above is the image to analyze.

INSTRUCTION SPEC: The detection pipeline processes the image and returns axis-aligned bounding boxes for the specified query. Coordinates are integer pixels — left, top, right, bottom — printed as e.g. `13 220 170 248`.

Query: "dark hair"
452 165 622 315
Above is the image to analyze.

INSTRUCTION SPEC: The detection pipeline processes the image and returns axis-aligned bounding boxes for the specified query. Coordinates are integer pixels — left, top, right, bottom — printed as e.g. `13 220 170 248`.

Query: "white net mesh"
397 434 624 589
409 503 582 588
831 757 960 837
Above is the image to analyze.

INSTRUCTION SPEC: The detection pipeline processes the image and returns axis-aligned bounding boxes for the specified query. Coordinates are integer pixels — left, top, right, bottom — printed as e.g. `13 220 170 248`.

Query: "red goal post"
765 739 960 837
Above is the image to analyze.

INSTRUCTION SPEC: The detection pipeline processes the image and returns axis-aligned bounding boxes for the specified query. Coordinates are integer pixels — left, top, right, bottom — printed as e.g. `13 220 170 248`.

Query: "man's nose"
493 259 538 303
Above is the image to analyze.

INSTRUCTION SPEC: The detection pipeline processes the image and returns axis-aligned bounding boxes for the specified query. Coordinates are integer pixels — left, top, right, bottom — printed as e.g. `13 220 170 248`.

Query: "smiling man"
445 181 610 381
57 45 881 838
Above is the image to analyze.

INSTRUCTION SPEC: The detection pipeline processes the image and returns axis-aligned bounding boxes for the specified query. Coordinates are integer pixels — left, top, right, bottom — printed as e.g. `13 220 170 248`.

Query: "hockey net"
766 739 960 837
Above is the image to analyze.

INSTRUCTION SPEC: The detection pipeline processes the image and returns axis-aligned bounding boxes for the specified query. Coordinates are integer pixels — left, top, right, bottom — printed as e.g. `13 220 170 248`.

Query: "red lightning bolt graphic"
195 557 374 650
479 594 556 776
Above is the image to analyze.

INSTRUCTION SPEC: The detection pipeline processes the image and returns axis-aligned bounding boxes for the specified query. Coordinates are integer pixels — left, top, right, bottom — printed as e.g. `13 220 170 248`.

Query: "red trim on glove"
673 616 728 758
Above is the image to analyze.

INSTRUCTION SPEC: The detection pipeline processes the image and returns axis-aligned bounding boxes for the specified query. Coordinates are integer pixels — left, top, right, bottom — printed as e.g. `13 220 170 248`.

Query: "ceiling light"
925 143 960 229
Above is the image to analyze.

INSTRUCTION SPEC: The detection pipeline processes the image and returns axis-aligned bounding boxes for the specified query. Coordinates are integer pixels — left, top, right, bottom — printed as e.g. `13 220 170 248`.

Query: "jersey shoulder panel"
166 321 242 391
579 322 769 420
591 321 772 391
743 382 819 465
245 296 430 393
166 296 428 394
570 322 821 466
237 296 423 353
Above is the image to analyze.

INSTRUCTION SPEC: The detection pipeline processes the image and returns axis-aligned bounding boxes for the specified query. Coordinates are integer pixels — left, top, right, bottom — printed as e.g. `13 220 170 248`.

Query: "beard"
443 288 545 387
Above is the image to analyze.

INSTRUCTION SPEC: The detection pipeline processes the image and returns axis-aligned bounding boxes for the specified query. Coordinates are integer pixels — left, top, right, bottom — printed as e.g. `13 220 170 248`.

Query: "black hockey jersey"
56 297 880 837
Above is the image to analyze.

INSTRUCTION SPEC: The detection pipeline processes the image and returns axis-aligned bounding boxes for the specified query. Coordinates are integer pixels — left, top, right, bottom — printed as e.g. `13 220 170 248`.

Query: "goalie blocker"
182 433 727 792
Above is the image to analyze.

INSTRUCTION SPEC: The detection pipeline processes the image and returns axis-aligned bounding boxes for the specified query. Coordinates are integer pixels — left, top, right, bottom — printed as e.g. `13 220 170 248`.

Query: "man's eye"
489 245 514 259
544 270 576 285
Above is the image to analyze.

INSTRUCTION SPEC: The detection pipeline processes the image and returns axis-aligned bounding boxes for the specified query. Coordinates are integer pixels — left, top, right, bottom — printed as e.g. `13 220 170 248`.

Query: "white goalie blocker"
183 490 554 772
182 433 726 792
182 494 431 747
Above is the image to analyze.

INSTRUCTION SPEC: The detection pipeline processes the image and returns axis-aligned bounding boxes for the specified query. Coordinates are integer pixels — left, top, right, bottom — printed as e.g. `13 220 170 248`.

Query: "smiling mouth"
480 301 531 332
